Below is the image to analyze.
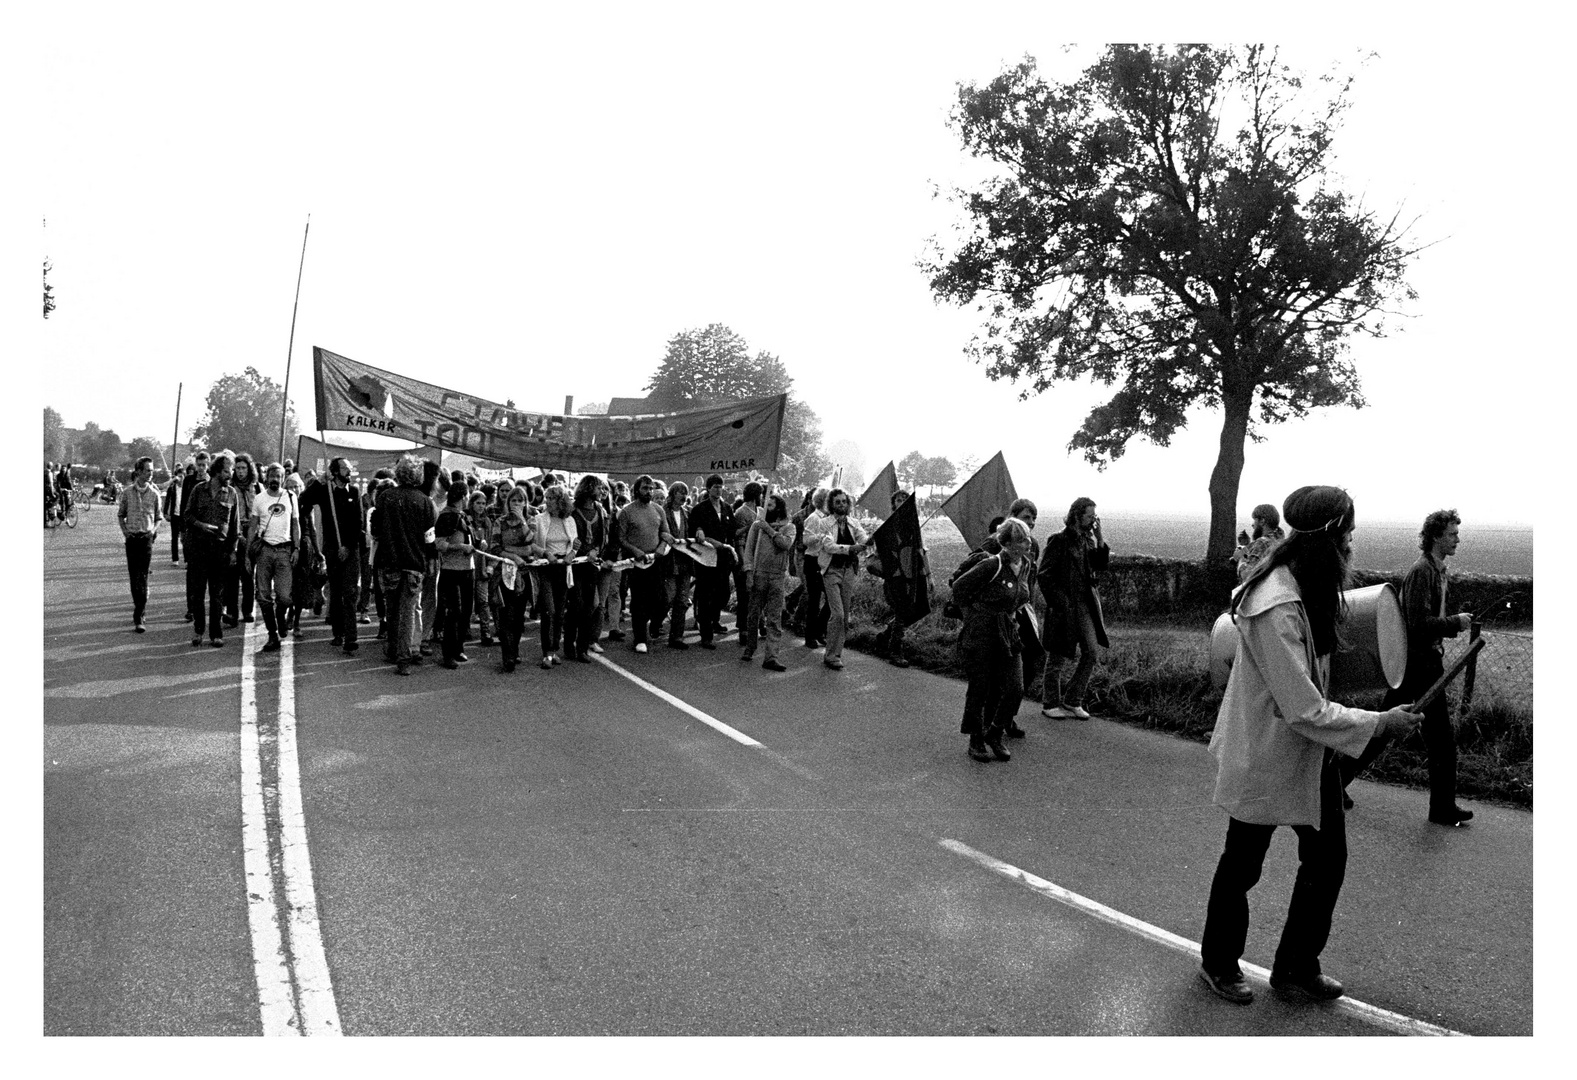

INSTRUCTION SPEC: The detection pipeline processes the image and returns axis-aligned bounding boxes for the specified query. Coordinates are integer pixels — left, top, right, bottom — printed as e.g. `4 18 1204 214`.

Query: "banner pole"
170 381 182 470
278 215 311 464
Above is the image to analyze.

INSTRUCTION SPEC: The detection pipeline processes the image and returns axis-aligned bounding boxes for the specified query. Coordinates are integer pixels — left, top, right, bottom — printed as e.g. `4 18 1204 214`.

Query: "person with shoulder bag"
951 517 1036 762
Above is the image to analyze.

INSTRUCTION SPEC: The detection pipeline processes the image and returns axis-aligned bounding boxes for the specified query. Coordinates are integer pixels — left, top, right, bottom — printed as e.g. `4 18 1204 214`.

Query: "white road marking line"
238 622 299 1036
939 839 1463 1037
276 636 343 1035
591 654 763 746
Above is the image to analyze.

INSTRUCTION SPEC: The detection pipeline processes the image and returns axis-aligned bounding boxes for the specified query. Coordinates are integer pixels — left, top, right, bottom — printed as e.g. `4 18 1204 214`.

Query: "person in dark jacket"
1038 496 1110 720
1338 509 1475 825
688 473 737 649
952 517 1037 761
375 455 438 676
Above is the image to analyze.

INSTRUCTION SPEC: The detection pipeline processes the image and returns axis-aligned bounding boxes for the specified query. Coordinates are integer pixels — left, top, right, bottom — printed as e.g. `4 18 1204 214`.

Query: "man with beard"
301 456 368 656
246 462 300 653
116 456 162 633
375 455 438 676
616 474 677 655
688 473 737 650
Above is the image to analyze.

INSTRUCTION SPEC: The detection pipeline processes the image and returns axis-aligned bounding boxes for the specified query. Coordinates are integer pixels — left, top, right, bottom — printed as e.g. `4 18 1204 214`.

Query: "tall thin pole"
278 215 311 464
170 382 183 470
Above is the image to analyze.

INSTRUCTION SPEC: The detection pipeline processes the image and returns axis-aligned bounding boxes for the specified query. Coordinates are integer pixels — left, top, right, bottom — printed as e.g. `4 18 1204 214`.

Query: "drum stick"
1408 637 1487 713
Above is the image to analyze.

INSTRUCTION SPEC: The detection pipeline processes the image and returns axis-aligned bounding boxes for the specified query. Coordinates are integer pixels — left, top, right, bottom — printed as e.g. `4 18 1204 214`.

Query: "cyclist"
55 462 74 516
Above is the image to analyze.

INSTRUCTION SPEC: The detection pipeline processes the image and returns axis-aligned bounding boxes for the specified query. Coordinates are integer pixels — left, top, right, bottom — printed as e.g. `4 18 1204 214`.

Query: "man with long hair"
1038 496 1109 720
1339 509 1475 825
1198 485 1419 1007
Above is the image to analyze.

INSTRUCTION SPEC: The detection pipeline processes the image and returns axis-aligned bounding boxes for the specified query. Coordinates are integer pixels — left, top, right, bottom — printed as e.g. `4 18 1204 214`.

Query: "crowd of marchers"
98 449 1482 1013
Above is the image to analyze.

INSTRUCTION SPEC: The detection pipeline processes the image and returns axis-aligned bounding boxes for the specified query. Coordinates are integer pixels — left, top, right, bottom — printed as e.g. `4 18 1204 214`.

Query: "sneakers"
588 642 604 654
549 652 562 665
634 642 649 654
210 639 224 648
1198 965 1254 1005
454 653 470 663
1429 808 1474 827
134 621 146 634
1269 971 1343 1003
541 656 554 669
1041 704 1076 719
1069 705 1092 720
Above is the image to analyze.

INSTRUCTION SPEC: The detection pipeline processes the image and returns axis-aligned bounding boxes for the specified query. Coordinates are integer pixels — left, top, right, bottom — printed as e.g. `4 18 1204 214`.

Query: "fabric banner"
856 460 898 517
938 451 1018 553
871 493 932 626
313 346 787 474
295 434 413 478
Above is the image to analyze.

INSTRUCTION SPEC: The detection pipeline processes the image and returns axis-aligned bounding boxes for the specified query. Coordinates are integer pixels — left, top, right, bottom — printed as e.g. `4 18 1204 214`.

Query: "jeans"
732 566 750 631
664 570 693 642
438 567 473 661
420 557 439 643
124 534 153 624
1044 602 1101 707
882 576 909 654
328 556 361 646
498 583 530 664
598 567 622 638
1200 755 1348 981
473 565 497 639
821 564 855 662
254 543 294 608
565 563 600 658
379 568 424 662
538 562 569 656
744 572 786 662
225 549 255 621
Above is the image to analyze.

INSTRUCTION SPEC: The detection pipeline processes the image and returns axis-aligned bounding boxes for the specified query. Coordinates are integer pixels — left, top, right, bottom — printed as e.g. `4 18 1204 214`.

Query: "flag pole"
170 382 182 470
278 215 310 464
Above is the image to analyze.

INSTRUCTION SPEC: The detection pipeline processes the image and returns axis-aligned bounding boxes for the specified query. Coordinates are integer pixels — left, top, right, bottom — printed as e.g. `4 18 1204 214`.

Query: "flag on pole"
938 451 1017 553
870 490 931 626
856 461 898 517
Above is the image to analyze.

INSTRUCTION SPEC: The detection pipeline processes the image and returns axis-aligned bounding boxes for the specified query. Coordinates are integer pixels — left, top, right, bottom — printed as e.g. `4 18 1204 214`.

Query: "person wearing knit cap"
1197 485 1420 1007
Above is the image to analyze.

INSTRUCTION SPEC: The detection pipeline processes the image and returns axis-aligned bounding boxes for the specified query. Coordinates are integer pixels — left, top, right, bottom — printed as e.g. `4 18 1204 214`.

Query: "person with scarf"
951 517 1036 762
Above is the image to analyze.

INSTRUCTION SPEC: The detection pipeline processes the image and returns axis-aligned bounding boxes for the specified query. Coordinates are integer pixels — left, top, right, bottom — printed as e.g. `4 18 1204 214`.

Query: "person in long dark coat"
1037 496 1109 720
952 517 1037 762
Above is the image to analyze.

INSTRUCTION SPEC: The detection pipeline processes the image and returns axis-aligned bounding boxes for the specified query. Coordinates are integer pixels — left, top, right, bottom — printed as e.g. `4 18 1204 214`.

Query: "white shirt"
252 489 298 545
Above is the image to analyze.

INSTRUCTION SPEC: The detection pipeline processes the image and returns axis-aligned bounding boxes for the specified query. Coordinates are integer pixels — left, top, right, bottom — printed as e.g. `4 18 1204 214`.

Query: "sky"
28 5 1566 531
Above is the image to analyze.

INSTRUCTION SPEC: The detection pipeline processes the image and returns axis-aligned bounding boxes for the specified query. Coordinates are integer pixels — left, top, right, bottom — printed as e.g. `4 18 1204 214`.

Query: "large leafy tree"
925 45 1419 574
125 436 166 468
644 323 830 487
75 422 125 468
191 367 299 460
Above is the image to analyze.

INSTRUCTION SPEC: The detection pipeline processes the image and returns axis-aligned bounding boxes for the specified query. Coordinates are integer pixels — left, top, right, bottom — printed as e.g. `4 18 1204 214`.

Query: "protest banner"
313 347 787 474
938 451 1018 553
295 434 412 477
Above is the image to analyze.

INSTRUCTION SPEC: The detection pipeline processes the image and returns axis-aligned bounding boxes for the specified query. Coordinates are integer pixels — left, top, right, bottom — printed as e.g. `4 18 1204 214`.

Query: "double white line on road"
239 625 342 1036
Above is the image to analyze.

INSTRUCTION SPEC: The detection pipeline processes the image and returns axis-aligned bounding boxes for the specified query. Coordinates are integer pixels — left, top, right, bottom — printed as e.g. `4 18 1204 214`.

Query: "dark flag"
871 492 931 626
939 450 1018 552
856 460 898 517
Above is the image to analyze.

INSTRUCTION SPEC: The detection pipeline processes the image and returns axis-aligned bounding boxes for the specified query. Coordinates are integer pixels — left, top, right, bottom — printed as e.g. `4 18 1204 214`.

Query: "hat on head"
1282 485 1352 533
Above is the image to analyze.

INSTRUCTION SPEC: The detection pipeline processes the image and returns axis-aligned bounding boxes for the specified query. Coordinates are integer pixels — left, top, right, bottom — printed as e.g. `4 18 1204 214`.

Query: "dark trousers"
185 537 229 640
498 585 530 663
695 566 728 642
225 553 255 621
802 561 828 642
959 648 1024 737
357 549 373 613
538 562 569 655
170 517 182 562
732 567 749 629
1200 756 1348 981
565 566 599 658
328 556 361 646
125 534 153 623
1341 652 1456 816
438 567 473 661
628 564 663 646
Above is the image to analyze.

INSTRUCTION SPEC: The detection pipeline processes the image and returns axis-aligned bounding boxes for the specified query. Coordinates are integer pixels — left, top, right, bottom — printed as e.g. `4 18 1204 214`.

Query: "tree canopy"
925 45 1419 571
191 367 298 461
644 323 830 487
125 436 166 468
44 407 65 462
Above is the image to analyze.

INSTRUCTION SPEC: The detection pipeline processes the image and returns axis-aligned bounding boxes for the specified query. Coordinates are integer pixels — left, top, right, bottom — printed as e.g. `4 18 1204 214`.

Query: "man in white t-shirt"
247 462 301 654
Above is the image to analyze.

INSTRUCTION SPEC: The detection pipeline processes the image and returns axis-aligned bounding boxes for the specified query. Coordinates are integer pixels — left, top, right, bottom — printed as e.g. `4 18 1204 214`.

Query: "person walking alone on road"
116 456 162 633
184 454 241 648
247 463 300 653
1197 485 1420 1007
951 517 1036 762
1038 497 1110 720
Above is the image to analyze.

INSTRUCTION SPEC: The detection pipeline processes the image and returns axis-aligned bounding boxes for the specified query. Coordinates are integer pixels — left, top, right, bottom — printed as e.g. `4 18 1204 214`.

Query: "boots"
259 603 282 652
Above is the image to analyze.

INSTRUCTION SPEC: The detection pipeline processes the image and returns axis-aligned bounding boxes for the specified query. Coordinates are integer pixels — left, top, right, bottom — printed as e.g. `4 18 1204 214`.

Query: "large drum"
1209 583 1407 696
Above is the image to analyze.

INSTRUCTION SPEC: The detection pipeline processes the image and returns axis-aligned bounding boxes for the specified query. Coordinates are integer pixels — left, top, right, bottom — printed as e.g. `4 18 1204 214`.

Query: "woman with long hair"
951 516 1037 762
1197 485 1419 1007
468 492 499 648
225 453 262 625
433 483 475 669
494 485 535 673
741 493 795 671
530 482 580 668
808 487 870 671
565 475 608 662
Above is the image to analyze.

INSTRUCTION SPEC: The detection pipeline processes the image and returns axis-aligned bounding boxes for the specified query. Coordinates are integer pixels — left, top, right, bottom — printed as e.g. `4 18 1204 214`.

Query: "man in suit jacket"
688 473 737 649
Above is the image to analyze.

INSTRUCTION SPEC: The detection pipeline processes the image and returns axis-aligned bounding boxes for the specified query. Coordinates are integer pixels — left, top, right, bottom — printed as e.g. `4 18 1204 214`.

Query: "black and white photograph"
27 0 1562 1060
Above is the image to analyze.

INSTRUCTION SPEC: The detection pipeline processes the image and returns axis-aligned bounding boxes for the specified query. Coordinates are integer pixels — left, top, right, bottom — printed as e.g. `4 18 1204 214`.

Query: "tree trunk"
1205 390 1252 601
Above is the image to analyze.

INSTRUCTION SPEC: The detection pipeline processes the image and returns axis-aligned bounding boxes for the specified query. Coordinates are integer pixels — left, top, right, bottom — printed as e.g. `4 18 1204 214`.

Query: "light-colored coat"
1210 566 1382 827
808 512 868 572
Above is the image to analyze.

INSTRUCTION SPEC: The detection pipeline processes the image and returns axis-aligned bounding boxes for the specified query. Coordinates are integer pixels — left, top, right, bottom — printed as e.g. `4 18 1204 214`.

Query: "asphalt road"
43 509 1533 1035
